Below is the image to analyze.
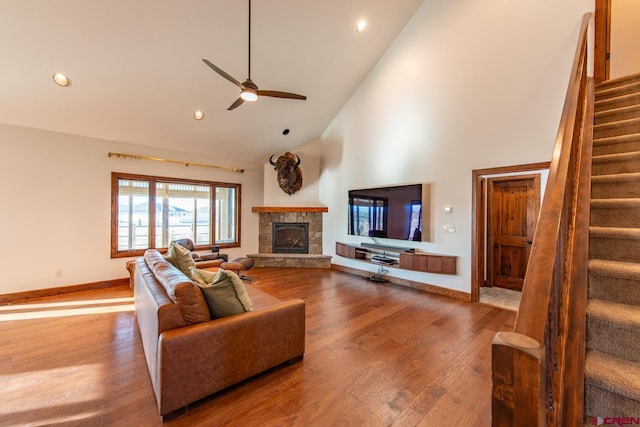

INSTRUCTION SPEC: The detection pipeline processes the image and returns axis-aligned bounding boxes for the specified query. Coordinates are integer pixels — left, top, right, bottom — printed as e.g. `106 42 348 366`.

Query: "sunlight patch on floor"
0 297 134 321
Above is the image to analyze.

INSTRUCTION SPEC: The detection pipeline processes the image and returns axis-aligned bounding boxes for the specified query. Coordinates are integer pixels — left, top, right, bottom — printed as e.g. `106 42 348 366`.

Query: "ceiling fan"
202 0 307 111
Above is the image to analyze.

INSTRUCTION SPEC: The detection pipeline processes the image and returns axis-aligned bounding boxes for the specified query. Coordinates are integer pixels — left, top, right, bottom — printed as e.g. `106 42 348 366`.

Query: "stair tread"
592 172 640 184
594 132 640 145
590 259 640 279
595 93 640 110
590 226 640 238
585 349 640 401
591 198 640 207
593 150 640 162
594 117 640 130
597 76 640 93
588 298 640 330
596 72 640 90
596 104 640 118
596 82 640 100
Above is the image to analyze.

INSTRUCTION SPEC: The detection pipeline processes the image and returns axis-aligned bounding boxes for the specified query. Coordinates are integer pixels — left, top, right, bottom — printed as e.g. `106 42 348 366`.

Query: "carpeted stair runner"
585 72 640 419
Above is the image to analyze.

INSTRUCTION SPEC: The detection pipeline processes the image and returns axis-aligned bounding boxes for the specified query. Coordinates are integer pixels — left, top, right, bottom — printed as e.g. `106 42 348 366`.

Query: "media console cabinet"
335 242 457 275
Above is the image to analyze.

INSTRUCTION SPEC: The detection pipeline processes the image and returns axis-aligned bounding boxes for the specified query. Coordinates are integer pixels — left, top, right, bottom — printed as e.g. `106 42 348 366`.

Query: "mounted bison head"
269 152 303 195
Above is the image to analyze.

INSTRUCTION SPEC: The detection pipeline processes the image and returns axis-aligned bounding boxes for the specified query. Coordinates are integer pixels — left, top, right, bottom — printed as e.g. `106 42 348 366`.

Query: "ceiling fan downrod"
201 0 307 110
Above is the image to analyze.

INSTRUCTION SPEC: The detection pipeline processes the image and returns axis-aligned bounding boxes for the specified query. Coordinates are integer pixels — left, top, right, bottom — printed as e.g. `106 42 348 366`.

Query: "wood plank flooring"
0 268 514 426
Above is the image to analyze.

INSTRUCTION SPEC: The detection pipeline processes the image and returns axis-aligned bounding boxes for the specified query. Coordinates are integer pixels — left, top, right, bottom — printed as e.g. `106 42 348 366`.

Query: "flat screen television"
348 184 423 242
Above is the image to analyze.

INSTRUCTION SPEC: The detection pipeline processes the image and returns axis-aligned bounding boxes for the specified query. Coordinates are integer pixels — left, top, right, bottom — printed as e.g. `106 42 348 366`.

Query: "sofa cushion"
174 283 211 324
144 250 210 324
164 241 196 276
190 268 253 318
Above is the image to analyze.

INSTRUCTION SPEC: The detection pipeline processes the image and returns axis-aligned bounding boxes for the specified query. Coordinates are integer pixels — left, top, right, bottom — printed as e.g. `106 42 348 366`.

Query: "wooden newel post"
492 332 546 427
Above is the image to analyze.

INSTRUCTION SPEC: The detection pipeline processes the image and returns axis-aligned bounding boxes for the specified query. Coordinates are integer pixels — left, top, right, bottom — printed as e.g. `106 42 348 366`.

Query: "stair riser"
593 138 640 156
590 206 640 227
591 181 640 198
596 93 640 112
596 81 640 101
592 159 640 175
585 384 640 418
587 321 640 362
590 237 640 263
595 106 640 125
594 121 640 139
589 273 640 306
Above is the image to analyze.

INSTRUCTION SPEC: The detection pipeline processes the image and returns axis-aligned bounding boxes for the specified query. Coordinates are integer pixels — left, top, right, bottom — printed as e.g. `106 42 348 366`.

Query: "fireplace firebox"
272 223 309 254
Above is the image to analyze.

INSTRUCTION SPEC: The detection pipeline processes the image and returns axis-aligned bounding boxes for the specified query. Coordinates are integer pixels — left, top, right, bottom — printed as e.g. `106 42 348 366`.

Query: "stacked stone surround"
248 207 331 268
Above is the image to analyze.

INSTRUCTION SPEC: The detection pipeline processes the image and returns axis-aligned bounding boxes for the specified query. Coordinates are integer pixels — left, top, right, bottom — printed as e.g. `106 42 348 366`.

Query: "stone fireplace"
248 206 331 268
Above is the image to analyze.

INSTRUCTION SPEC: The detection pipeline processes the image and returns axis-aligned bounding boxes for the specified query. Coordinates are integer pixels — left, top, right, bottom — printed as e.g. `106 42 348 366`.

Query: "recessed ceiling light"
357 20 367 33
283 129 290 135
53 73 71 87
194 110 205 120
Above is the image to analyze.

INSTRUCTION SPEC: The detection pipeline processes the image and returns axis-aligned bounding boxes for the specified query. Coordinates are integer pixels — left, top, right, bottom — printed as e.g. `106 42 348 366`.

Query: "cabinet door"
441 257 457 274
400 253 427 271
399 253 413 269
336 243 356 258
426 256 442 273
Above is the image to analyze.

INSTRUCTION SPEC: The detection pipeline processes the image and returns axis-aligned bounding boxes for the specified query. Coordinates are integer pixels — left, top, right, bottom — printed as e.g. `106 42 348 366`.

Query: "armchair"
173 238 228 263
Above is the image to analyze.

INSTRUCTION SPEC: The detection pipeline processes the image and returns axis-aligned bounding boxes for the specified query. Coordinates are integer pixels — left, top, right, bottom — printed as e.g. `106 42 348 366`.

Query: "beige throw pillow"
165 241 196 276
189 267 253 319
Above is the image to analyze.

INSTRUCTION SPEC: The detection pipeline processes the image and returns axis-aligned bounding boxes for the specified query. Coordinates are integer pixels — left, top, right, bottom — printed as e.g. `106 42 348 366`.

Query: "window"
111 172 240 258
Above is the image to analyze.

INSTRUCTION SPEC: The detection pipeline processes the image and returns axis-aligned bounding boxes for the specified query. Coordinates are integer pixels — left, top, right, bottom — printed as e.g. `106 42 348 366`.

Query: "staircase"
585 72 640 418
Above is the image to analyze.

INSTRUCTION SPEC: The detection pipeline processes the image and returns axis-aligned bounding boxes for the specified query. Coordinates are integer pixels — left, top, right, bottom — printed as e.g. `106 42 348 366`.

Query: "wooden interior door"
487 174 541 291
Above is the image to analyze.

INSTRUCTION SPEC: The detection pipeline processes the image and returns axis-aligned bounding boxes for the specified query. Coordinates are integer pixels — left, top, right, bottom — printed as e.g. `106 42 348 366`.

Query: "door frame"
471 162 549 302
595 0 611 84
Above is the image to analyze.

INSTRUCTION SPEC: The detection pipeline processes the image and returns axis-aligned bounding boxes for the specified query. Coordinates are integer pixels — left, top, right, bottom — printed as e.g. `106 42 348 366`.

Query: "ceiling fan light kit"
240 79 258 101
240 90 258 102
202 0 306 110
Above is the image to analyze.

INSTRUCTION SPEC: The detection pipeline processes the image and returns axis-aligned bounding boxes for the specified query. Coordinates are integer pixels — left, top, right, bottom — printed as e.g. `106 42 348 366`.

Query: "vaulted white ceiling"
0 0 424 164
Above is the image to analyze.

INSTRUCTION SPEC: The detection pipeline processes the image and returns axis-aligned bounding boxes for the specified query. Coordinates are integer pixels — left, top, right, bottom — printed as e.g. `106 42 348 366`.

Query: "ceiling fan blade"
227 97 245 110
258 90 307 100
202 59 244 89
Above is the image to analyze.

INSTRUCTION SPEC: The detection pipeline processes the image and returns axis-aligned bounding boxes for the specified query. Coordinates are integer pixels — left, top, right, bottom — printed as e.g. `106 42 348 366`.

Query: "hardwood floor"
0 268 515 426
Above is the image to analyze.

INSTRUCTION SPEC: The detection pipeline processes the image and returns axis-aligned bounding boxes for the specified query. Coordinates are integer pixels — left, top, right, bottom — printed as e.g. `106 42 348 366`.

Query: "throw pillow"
165 241 196 276
190 267 253 319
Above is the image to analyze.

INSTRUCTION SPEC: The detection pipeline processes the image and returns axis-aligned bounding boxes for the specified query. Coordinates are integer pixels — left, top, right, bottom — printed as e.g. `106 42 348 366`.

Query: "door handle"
527 240 533 244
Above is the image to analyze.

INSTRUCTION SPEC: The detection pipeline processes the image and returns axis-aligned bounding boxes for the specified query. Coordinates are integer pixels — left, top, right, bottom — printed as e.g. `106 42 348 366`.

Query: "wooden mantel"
251 206 328 213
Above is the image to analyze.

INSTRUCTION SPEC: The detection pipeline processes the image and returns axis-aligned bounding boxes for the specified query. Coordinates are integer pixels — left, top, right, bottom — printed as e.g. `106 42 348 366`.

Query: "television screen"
348 184 423 241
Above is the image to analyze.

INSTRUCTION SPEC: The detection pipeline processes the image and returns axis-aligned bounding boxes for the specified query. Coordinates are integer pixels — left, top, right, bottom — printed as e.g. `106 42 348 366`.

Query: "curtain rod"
108 152 245 173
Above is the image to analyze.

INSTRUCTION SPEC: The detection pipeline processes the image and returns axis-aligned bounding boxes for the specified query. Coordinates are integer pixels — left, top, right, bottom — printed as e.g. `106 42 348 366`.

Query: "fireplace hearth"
272 223 309 254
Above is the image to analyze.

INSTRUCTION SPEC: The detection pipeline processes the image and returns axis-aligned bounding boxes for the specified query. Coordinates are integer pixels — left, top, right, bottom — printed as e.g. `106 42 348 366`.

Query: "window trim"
111 172 241 258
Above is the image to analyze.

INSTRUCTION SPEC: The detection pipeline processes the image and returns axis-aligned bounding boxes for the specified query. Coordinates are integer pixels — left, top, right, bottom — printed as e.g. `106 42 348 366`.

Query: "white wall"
318 0 593 294
0 123 263 294
611 0 640 78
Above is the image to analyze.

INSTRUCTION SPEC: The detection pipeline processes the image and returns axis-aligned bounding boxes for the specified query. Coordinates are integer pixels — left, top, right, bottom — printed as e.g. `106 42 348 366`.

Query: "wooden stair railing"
491 13 594 427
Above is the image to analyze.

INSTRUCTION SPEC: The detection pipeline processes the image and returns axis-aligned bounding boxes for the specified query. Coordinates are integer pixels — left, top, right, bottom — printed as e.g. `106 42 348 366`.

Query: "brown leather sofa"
133 249 305 420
